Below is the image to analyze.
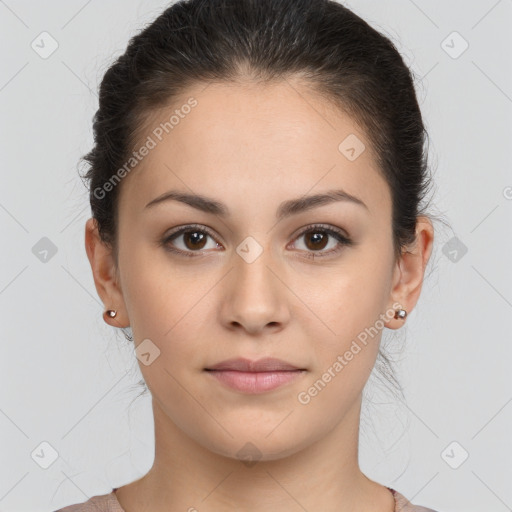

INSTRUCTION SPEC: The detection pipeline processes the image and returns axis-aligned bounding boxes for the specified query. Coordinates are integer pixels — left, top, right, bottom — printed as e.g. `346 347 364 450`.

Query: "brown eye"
303 230 329 251
291 224 353 260
162 225 221 257
182 230 208 250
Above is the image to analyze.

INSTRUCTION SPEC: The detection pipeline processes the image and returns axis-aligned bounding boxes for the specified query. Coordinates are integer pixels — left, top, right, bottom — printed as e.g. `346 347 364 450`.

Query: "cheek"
300 258 391 340
295 273 387 420
294 241 394 381
118 252 173 356
118 235 186 320
119 244 217 368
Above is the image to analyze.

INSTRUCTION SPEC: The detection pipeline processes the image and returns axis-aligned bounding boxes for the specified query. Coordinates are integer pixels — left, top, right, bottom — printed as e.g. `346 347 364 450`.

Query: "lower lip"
205 370 306 393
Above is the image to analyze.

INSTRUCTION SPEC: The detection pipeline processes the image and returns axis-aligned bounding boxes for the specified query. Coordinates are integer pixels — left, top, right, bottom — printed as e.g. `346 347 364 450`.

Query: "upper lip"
205 357 305 372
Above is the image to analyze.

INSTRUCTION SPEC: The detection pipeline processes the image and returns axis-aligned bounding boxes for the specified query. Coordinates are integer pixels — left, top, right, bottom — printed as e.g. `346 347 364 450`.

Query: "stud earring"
105 309 117 318
394 308 407 320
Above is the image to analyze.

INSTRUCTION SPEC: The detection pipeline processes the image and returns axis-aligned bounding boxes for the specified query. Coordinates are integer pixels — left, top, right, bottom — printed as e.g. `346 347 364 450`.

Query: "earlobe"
386 217 434 329
85 218 129 328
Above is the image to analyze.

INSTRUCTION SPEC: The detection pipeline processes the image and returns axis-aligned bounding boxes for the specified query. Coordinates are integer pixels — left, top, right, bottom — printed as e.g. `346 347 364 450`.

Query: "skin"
85 79 434 512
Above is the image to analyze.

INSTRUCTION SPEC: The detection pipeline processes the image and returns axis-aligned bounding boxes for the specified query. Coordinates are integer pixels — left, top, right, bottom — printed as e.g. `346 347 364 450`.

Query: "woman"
57 0 440 510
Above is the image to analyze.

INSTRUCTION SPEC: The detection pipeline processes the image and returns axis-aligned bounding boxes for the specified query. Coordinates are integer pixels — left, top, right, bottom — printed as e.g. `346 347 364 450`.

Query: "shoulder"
53 490 124 512
389 487 440 512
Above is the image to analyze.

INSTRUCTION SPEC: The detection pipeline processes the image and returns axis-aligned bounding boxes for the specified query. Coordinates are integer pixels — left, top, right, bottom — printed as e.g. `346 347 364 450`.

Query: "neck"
115 394 395 512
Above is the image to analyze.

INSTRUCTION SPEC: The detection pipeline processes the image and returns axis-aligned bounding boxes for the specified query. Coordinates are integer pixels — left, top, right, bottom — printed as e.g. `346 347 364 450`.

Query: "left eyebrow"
276 189 369 220
144 188 369 220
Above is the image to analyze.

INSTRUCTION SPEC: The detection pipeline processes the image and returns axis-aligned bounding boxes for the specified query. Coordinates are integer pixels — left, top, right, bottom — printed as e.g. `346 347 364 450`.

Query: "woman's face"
104 80 413 460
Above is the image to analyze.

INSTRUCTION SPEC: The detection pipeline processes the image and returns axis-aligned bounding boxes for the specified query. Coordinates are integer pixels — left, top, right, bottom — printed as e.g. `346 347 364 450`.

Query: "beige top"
54 487 439 511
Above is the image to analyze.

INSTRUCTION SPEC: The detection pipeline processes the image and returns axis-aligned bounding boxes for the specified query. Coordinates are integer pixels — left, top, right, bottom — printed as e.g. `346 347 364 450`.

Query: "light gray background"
1 1 511 511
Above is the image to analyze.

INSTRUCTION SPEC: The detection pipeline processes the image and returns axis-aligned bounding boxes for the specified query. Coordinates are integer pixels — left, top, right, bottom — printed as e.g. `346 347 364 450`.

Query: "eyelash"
161 223 353 260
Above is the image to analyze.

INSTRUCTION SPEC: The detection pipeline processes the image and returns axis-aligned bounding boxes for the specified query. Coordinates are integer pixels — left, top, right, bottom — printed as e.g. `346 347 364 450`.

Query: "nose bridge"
234 235 280 300
222 234 289 331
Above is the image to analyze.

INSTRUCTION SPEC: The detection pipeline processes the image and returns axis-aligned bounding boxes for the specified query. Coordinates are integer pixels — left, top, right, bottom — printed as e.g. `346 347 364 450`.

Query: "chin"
200 427 312 464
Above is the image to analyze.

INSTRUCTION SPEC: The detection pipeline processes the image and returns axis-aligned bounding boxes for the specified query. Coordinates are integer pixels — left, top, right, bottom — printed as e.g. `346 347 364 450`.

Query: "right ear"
84 217 130 328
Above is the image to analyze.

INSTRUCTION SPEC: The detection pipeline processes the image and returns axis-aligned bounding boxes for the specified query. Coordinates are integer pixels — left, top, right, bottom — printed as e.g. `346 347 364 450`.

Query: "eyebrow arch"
144 188 369 221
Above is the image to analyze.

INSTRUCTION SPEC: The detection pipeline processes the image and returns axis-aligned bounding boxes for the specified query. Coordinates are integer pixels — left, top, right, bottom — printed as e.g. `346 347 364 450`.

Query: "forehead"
119 80 390 218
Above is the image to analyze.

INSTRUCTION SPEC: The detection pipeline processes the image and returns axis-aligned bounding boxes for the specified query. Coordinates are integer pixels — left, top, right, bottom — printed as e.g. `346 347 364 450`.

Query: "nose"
220 245 291 336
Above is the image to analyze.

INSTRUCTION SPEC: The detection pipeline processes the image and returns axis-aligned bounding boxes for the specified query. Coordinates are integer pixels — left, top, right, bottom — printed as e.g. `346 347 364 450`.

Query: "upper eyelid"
165 223 349 246
167 224 219 241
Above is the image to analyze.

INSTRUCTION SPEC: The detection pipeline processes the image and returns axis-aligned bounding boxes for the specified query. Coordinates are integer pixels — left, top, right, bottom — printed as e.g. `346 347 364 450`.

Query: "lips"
206 369 305 393
205 357 305 372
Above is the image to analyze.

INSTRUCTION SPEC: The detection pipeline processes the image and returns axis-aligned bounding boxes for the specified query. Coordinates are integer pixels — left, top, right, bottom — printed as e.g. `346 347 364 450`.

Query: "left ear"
386 216 434 329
